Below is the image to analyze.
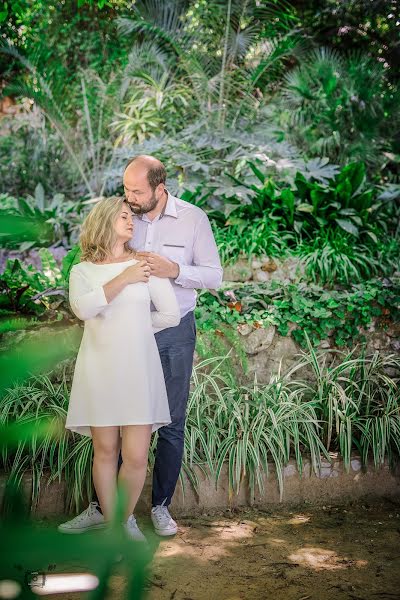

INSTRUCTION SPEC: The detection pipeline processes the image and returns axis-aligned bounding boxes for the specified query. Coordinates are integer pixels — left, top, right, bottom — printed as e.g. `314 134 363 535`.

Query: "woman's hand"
122 260 151 284
135 251 179 278
103 261 151 304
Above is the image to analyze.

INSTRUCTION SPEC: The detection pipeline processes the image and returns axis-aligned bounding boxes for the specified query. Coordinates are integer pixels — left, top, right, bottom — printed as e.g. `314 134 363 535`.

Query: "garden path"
50 501 400 600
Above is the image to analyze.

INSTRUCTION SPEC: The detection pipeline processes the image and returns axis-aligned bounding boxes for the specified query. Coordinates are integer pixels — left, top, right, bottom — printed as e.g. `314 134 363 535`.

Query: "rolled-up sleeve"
69 267 109 321
174 214 223 290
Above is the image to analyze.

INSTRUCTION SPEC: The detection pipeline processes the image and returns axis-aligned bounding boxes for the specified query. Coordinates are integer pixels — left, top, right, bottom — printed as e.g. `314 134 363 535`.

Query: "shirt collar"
138 189 178 222
162 190 178 219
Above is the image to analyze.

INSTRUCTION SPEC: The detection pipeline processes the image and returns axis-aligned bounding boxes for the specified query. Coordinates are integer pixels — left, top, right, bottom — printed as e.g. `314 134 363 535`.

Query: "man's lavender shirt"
129 190 223 317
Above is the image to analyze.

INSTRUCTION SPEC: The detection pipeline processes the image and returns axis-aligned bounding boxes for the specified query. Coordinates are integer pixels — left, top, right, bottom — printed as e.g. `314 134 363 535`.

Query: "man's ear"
156 183 166 199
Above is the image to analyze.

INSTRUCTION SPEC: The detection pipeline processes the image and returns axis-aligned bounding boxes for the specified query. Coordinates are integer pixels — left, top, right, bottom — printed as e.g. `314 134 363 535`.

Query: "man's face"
123 166 162 215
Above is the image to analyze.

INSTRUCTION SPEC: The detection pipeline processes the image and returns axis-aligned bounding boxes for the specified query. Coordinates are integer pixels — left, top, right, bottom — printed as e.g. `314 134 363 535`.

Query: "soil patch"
41 500 400 600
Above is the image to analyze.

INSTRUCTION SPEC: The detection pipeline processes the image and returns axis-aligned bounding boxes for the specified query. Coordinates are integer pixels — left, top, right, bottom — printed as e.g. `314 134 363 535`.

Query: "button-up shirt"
129 191 223 317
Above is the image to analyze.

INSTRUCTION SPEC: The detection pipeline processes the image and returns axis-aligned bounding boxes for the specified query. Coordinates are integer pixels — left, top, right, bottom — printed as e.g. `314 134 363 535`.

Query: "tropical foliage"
0 0 399 497
1 344 399 511
196 277 400 348
1 3 399 596
278 47 400 167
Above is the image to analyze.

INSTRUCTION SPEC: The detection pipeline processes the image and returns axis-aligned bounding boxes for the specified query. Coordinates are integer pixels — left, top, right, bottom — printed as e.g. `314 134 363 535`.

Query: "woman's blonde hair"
79 196 135 263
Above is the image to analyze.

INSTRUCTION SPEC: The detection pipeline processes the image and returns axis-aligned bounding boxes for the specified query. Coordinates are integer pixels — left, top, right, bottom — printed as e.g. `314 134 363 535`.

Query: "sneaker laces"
73 502 100 523
152 499 171 526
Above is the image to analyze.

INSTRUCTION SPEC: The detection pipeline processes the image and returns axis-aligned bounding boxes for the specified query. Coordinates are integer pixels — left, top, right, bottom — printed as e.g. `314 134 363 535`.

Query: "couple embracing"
59 155 223 541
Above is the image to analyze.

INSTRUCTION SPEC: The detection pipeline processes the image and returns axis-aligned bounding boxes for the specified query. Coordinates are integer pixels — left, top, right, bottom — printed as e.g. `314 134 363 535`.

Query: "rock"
223 260 252 282
237 324 252 336
267 336 300 366
287 321 299 334
365 331 392 354
261 259 277 272
390 339 400 352
246 335 303 383
319 466 334 479
251 255 306 284
283 464 297 478
318 460 336 478
385 323 400 338
253 269 270 282
242 326 276 355
351 458 362 472
319 339 330 349
251 259 263 269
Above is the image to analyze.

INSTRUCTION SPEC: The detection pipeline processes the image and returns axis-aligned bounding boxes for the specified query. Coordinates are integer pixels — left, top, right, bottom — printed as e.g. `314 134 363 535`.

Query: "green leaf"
297 203 314 213
310 189 328 210
247 161 266 184
294 172 311 199
336 179 352 204
365 231 378 244
334 219 359 236
17 198 35 217
280 188 295 223
339 162 366 195
350 215 363 226
34 183 46 212
61 245 81 284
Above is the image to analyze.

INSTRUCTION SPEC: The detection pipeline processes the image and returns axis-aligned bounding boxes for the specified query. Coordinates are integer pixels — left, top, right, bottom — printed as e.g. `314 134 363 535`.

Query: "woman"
65 196 180 541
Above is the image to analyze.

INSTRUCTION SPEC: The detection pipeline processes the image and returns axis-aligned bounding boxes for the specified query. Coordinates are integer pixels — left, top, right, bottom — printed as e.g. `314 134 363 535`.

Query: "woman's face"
113 204 133 242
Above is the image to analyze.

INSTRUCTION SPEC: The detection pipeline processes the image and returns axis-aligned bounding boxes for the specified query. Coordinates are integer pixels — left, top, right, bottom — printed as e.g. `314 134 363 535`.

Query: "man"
59 155 223 536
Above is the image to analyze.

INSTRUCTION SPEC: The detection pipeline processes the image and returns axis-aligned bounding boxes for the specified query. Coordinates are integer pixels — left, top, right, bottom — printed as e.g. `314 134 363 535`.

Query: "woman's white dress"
65 259 180 437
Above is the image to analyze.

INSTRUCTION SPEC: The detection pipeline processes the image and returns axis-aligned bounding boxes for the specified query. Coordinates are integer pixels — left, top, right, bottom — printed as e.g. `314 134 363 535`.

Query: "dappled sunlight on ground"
288 546 368 571
156 518 256 562
266 537 286 545
286 514 311 525
47 501 400 600
144 502 400 599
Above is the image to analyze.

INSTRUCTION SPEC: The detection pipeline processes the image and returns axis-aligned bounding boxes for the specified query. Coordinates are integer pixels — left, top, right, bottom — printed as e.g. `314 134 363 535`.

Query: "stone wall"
2 319 398 387
1 454 398 518
227 322 399 384
223 256 306 284
218 255 400 383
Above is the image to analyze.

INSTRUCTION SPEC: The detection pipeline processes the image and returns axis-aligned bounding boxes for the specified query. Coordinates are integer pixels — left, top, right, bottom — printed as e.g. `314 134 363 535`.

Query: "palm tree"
117 0 301 129
279 46 400 167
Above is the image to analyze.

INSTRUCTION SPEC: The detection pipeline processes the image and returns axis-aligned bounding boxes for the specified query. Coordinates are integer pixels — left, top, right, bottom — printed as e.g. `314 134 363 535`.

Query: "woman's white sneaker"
151 502 178 536
125 514 147 542
58 502 105 534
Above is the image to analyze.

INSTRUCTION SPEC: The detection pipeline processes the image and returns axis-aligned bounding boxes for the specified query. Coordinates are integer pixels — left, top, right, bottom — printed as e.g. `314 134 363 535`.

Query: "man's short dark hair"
125 156 167 191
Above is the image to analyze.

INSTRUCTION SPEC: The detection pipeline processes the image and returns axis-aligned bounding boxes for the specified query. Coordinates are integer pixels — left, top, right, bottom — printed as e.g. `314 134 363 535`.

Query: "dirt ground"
45 500 400 600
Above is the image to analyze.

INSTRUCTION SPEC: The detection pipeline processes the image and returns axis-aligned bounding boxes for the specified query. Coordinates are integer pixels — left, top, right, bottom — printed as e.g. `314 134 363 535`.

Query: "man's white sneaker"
151 501 178 536
58 502 105 534
125 514 147 542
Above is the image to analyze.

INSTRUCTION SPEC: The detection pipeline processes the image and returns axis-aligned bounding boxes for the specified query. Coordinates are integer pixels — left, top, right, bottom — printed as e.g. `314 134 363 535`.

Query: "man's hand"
136 251 179 279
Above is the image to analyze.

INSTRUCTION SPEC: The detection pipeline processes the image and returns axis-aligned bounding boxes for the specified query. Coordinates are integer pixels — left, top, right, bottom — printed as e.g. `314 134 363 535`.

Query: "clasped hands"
137 251 179 279
121 252 179 285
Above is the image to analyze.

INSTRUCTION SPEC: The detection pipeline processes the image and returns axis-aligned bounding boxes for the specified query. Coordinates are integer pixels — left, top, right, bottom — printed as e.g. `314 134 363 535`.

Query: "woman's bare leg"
91 426 121 520
119 425 153 519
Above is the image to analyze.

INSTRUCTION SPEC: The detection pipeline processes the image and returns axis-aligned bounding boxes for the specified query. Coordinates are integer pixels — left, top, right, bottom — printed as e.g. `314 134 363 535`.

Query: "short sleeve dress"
65 259 180 437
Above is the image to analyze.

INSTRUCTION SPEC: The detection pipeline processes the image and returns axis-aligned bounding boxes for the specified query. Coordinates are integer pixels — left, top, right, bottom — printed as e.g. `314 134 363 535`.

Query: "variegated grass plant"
0 375 93 512
287 333 400 471
1 341 399 512
185 355 327 500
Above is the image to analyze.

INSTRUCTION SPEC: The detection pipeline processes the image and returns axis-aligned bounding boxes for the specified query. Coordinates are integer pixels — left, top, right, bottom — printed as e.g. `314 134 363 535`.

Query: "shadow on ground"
41 500 400 600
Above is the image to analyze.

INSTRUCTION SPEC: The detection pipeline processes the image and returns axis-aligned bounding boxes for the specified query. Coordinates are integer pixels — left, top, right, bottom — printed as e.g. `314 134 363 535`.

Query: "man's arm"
174 213 223 290
136 212 223 288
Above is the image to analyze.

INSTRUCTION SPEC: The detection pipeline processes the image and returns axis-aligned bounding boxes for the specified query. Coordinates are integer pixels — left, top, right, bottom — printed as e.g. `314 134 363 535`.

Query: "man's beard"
128 192 158 215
